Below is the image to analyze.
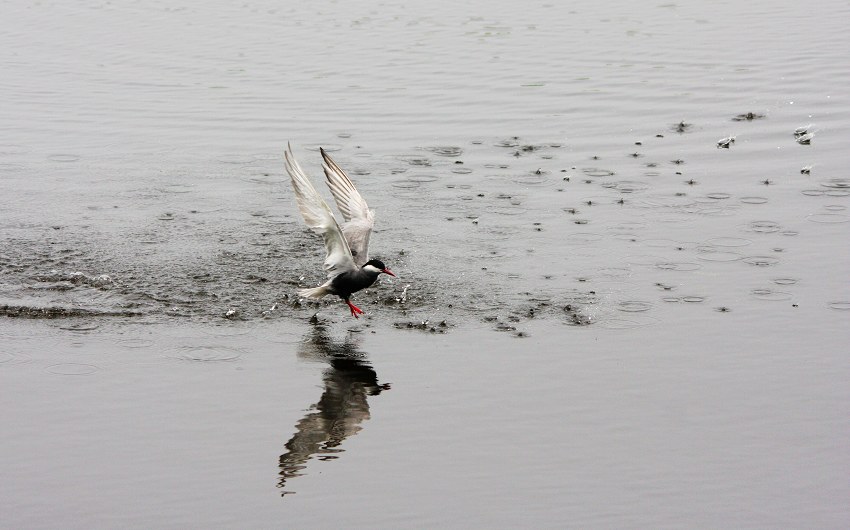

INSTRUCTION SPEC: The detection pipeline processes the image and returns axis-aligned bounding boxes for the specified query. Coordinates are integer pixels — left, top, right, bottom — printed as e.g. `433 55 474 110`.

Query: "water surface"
2 0 849 528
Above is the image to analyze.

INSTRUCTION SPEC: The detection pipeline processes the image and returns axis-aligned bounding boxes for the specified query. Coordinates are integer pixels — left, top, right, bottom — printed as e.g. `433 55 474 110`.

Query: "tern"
284 143 395 318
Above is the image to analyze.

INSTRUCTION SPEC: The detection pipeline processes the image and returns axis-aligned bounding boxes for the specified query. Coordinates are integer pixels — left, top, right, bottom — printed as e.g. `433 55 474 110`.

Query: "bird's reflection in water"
278 323 390 496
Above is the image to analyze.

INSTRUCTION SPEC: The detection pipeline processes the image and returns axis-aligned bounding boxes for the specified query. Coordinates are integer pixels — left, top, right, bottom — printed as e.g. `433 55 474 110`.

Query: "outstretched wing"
320 148 375 267
285 143 357 279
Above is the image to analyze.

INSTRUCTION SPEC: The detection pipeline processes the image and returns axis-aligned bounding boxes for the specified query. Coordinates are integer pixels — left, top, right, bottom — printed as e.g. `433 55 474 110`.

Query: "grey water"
2 1 849 528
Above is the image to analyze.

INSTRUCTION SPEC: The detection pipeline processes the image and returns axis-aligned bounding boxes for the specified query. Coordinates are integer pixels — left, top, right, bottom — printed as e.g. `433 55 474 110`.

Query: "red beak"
382 268 396 277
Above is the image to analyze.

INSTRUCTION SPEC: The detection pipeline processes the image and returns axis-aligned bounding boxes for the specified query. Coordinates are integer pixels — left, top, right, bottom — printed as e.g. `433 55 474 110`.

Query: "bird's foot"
346 300 364 318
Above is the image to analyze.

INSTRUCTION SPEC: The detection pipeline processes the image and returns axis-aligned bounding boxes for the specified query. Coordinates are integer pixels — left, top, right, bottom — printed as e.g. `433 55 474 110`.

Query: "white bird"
284 143 395 318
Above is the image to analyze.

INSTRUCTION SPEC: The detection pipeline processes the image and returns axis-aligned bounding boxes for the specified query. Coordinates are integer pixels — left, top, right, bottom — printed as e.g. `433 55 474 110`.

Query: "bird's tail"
298 285 331 299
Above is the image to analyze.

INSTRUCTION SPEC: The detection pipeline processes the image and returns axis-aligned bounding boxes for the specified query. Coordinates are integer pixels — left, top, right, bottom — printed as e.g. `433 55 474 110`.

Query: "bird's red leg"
345 299 364 318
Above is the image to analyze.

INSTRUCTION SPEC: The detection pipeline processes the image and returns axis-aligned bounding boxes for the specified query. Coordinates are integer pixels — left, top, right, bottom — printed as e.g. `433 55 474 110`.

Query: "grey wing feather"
285 143 357 279
341 220 373 268
321 148 375 267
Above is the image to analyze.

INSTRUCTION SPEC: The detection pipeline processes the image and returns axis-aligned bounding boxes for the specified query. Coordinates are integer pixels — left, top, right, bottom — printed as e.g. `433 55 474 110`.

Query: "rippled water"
2 1 849 528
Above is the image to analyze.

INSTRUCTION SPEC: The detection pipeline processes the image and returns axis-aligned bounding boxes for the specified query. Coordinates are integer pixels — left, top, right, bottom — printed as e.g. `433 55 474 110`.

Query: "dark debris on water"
732 112 765 121
0 303 141 319
393 319 450 333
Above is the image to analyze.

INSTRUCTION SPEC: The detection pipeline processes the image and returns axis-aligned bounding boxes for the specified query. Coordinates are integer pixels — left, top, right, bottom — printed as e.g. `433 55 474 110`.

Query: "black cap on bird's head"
363 259 396 277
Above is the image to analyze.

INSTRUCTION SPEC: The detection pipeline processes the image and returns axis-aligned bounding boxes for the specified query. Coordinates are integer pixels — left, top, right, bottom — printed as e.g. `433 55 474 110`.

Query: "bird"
284 143 395 318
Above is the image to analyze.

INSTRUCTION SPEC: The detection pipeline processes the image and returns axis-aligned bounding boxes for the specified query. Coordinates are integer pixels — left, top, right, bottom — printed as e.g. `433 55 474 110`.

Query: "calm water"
2 1 849 528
